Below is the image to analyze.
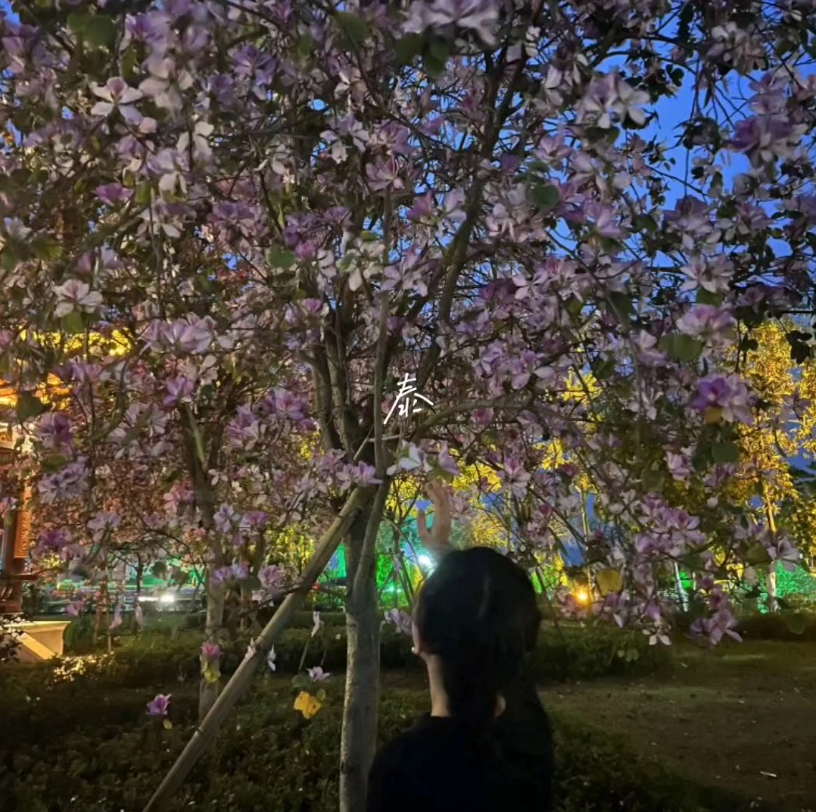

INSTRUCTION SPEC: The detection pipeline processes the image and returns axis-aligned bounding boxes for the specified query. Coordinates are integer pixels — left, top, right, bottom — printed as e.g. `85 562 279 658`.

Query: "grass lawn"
542 640 816 812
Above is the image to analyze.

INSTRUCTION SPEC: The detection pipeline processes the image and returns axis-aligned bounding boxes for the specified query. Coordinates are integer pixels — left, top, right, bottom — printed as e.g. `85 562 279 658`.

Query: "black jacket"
367 679 553 812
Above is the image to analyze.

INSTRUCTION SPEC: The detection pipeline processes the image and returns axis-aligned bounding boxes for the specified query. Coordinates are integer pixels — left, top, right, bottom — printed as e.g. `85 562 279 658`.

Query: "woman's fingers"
416 507 430 544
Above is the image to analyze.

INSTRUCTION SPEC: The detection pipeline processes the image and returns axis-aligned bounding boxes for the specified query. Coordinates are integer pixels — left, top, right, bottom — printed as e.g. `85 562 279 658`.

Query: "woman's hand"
416 480 454 560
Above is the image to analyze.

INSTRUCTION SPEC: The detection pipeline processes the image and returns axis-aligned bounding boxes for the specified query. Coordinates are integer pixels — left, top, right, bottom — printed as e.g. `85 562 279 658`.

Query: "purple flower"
230 561 249 581
147 694 171 717
95 184 133 206
731 115 805 166
307 666 330 682
665 449 693 482
405 0 500 48
437 444 460 477
164 376 195 407
692 374 753 424
259 564 285 594
65 600 84 617
384 609 413 636
211 566 233 586
677 305 735 342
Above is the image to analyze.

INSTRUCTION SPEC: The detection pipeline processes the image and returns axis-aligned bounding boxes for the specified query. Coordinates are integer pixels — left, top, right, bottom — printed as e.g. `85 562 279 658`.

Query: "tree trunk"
339 486 388 812
763 484 779 613
767 563 778 613
674 562 689 612
199 558 225 719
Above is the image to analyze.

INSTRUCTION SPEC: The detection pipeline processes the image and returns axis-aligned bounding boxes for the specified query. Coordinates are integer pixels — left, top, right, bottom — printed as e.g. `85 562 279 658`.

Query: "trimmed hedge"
674 610 816 641
50 621 672 697
0 675 768 812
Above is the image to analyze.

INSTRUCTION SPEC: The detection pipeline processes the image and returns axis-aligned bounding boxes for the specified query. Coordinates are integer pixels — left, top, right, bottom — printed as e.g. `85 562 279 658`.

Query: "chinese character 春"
384 374 434 425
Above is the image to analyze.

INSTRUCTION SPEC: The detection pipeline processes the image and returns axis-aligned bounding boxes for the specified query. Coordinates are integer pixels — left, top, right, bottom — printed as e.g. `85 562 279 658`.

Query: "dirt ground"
542 641 816 812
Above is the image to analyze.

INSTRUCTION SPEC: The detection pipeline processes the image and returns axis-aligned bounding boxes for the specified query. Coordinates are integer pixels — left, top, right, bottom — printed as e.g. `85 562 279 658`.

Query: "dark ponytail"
414 548 541 740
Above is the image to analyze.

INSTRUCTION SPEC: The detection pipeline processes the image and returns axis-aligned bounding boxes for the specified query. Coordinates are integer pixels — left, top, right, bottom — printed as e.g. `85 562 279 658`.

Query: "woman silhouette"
366 483 554 812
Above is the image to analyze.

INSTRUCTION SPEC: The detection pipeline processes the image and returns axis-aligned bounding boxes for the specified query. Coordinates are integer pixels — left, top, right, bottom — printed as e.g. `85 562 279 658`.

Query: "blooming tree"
2 0 816 808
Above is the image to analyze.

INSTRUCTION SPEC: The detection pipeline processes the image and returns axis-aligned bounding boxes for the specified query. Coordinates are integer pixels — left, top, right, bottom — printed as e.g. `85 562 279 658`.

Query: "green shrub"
12 621 672 710
529 625 673 682
674 610 816 641
735 611 816 641
0 677 770 812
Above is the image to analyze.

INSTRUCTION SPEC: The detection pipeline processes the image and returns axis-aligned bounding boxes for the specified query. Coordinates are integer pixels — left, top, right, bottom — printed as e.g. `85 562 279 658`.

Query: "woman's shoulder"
374 716 470 765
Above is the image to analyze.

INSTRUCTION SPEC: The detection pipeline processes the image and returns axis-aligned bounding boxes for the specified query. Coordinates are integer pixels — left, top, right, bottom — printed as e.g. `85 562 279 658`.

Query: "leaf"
625 647 640 662
32 238 63 261
334 11 368 46
316 688 327 701
395 33 425 65
696 289 723 306
784 613 808 636
745 543 771 566
267 249 296 271
84 15 116 48
664 334 704 363
16 392 45 423
1 247 20 272
163 719 173 730
423 38 450 77
67 10 91 33
291 675 310 690
596 569 622 596
592 356 615 380
606 292 633 322
530 183 561 212
62 311 85 335
134 182 152 206
711 442 740 464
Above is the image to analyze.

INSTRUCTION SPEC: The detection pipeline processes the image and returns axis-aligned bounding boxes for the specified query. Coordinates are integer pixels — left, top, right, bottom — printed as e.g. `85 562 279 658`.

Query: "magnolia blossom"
384 609 413 637
311 611 323 638
109 606 123 631
201 643 221 664
53 280 103 317
65 600 84 617
404 0 500 46
91 77 143 123
147 694 171 717
259 564 286 594
692 374 754 424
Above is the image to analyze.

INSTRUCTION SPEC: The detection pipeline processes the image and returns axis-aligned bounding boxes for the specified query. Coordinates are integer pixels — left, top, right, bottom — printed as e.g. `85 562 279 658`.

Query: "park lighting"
159 593 176 604
417 554 433 570
575 589 590 604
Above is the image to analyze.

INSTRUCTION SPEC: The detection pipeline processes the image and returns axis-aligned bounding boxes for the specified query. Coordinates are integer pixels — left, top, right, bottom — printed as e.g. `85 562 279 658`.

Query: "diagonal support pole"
142 486 369 812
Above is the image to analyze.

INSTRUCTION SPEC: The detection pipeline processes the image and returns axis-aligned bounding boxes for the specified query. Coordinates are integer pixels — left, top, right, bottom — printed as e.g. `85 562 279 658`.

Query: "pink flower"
307 666 330 682
201 643 221 664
